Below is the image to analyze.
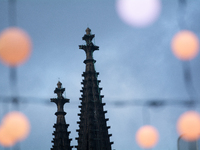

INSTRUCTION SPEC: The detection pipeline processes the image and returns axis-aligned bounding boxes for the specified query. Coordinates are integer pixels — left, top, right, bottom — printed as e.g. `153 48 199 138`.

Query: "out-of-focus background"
1 0 200 149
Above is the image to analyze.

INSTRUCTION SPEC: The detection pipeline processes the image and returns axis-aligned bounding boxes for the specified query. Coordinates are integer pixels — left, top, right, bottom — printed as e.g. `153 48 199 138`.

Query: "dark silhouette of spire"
75 28 113 150
51 81 72 150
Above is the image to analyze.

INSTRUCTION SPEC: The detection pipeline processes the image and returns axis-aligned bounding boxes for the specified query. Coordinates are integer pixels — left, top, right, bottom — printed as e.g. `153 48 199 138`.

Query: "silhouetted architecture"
75 28 113 150
51 81 72 150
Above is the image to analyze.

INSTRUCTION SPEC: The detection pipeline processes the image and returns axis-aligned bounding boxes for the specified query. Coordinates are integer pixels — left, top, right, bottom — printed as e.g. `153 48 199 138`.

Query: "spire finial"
57 81 62 88
85 27 91 35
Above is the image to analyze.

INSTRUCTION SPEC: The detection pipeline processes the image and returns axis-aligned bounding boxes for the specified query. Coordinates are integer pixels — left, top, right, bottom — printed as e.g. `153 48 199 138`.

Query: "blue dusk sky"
1 0 200 150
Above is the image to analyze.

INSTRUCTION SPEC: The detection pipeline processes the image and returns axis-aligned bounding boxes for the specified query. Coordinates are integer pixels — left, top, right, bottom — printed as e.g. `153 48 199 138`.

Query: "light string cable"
178 0 199 108
8 0 20 110
177 1 199 149
8 1 21 150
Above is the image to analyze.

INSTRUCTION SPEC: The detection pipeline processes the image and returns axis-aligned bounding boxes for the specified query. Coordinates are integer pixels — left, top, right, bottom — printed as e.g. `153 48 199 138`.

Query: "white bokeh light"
116 0 161 27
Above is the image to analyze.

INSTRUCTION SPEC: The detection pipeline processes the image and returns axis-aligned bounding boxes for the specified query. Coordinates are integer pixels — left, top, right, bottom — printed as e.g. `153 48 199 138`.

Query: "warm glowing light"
136 125 159 148
171 30 199 60
116 0 161 27
177 111 200 141
0 27 32 66
0 127 16 147
1 111 30 141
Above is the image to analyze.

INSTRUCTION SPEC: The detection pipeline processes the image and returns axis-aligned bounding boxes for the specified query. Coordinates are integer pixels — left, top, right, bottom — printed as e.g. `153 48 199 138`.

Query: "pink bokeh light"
116 0 161 27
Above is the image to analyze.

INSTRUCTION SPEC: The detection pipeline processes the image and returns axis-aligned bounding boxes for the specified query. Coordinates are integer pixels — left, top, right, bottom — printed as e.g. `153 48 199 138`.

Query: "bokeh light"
1 111 30 142
136 125 159 148
171 30 199 60
0 27 32 66
116 0 161 27
177 111 200 141
0 127 16 147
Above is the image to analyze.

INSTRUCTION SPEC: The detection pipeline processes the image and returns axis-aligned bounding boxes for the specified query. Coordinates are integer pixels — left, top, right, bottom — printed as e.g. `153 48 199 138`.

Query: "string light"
0 27 32 67
136 125 159 148
177 111 200 141
171 30 199 60
0 126 16 147
116 0 161 27
0 111 30 143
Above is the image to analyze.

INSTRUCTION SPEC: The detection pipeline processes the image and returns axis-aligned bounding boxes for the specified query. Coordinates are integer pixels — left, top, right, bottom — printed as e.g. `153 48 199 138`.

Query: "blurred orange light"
0 27 32 66
116 0 161 27
1 111 30 142
136 125 159 148
171 30 199 60
177 111 200 141
0 127 16 147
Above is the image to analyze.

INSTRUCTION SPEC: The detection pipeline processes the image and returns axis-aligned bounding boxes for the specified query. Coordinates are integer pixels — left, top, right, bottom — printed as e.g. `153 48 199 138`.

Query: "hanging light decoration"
0 111 30 143
136 125 159 148
0 126 16 147
116 0 161 27
177 111 200 141
171 30 199 60
0 27 32 67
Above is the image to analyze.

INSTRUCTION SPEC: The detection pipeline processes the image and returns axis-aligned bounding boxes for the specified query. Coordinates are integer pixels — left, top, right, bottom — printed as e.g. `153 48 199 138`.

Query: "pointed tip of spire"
57 81 62 88
85 27 91 35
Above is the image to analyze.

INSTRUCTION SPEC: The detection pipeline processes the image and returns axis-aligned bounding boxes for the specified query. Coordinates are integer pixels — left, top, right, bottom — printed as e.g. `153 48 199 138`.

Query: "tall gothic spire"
51 81 72 150
76 28 113 150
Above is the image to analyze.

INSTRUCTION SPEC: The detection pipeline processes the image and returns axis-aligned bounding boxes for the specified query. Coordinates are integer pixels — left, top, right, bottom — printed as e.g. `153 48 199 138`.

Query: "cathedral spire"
51 81 72 150
76 28 113 150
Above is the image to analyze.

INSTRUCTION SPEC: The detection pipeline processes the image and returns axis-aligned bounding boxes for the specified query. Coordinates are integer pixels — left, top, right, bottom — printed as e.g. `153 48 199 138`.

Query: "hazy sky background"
1 0 200 150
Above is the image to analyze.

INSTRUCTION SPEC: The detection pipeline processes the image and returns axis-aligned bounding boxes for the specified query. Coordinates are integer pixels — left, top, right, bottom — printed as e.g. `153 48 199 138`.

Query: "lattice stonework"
51 81 72 150
75 28 114 150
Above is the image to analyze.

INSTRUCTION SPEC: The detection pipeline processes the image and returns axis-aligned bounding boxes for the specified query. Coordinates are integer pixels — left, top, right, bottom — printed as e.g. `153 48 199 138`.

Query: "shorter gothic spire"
50 81 72 150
